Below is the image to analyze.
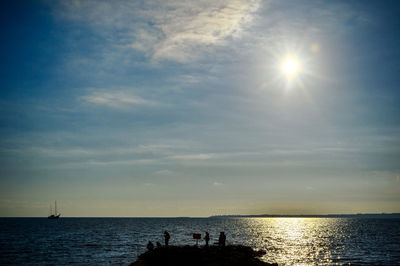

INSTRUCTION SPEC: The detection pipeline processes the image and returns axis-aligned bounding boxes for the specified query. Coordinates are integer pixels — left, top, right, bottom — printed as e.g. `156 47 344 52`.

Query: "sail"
48 201 60 219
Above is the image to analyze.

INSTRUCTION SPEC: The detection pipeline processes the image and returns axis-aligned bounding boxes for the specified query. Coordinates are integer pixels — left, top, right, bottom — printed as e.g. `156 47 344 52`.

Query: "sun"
281 57 300 77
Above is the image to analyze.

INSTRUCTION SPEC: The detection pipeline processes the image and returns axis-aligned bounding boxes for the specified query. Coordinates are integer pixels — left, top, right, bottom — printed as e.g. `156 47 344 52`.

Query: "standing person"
204 232 210 246
164 230 170 246
146 241 154 251
218 232 226 247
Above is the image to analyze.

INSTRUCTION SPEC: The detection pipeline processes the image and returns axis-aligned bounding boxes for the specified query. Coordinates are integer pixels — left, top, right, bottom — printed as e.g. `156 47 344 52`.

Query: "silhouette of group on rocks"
146 231 227 251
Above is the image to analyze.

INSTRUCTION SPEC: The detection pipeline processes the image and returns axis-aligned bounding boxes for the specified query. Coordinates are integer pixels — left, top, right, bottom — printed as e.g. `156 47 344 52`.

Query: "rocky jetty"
130 245 278 266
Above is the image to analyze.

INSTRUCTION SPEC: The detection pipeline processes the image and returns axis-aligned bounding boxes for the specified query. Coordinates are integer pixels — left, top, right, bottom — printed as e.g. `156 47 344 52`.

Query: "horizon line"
1 212 400 218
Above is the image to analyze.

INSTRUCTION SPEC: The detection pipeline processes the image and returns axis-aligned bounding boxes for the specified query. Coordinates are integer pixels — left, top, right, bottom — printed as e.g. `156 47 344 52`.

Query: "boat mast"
55 200 57 215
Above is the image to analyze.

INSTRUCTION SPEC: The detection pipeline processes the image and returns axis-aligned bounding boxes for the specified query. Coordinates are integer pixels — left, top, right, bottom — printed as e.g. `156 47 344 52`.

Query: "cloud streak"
80 90 157 109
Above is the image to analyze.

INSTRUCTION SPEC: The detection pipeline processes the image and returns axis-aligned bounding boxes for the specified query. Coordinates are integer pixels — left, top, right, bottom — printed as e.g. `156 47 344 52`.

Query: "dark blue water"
0 218 399 265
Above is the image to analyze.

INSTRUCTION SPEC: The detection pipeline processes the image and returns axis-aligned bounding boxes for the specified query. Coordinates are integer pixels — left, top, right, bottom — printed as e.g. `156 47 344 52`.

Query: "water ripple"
0 217 399 265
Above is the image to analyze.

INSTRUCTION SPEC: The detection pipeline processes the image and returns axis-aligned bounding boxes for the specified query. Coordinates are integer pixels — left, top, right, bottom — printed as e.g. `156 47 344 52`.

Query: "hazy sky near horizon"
1 0 399 217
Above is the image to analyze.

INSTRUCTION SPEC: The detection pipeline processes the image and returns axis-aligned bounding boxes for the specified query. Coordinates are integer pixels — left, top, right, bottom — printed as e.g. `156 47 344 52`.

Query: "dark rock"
130 245 278 266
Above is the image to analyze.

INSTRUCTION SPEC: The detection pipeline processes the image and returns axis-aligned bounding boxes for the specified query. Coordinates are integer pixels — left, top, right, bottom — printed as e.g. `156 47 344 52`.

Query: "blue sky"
1 0 399 217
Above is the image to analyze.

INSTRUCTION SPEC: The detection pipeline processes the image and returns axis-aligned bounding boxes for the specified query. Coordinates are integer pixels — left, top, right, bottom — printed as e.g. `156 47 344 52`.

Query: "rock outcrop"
130 245 278 266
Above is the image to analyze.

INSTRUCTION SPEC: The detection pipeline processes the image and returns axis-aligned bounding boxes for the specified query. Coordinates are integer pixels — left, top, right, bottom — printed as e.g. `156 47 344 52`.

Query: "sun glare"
282 57 300 77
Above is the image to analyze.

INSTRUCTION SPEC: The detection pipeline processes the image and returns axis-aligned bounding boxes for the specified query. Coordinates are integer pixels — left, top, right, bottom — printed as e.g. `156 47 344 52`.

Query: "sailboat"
48 200 61 219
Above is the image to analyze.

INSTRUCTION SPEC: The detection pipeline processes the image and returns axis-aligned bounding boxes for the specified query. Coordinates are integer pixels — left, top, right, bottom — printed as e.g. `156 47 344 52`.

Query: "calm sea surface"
0 217 399 265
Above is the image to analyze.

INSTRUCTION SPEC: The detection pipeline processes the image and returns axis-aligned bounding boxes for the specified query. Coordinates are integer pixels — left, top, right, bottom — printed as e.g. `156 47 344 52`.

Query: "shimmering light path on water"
233 218 400 265
0 218 399 265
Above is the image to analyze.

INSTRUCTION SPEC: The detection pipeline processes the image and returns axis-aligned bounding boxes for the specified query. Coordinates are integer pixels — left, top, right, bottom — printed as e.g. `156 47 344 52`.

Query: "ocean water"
0 217 399 265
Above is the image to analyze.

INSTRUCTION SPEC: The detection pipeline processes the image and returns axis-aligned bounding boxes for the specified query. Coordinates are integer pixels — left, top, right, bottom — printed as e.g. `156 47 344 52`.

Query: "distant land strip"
209 213 400 219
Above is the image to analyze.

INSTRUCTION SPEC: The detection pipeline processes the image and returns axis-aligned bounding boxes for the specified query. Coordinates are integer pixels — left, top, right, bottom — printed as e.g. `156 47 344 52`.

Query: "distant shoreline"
209 213 400 219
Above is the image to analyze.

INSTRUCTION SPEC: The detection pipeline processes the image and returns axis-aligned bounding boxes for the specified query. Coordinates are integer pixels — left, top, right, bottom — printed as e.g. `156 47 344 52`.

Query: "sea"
0 217 399 265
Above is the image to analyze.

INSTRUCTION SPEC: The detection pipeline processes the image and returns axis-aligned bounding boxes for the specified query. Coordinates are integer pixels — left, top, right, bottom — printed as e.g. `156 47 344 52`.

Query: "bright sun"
281 57 300 77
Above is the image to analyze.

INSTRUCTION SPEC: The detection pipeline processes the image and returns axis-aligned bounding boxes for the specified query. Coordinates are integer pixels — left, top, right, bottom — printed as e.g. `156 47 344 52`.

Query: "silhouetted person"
204 232 210 246
218 232 226 247
156 242 162 249
147 241 154 251
164 230 170 246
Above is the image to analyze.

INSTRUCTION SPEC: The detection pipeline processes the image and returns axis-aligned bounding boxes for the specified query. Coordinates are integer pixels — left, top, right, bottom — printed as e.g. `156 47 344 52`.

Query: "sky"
0 0 399 217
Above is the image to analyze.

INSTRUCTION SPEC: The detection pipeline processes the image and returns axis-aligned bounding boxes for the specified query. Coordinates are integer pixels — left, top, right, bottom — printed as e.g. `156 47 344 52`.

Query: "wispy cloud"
213 181 223 187
153 169 175 176
148 0 260 61
55 0 260 62
80 90 157 109
168 153 218 161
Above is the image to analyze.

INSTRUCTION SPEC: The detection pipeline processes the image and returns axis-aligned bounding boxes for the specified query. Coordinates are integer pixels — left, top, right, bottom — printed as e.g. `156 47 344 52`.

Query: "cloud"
213 181 223 187
153 169 174 176
149 0 260 62
80 90 156 109
55 0 260 62
168 153 215 161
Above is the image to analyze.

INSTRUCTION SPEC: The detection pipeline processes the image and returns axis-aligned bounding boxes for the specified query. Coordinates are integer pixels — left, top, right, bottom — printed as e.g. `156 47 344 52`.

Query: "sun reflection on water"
233 218 348 265
266 218 335 265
